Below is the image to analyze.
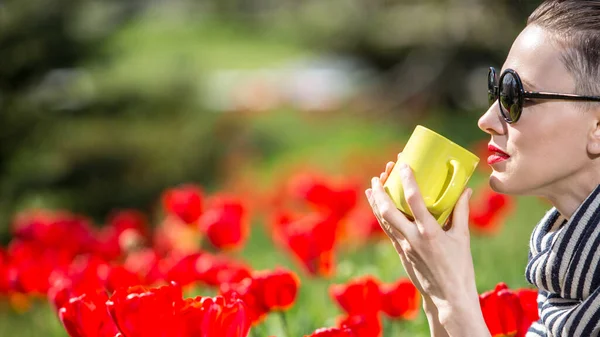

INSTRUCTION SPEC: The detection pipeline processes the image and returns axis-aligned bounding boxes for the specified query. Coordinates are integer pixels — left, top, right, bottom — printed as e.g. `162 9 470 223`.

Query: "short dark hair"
528 0 600 96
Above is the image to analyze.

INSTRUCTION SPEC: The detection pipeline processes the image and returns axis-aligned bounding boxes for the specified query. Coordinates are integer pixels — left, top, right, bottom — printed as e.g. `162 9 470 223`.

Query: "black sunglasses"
487 67 600 123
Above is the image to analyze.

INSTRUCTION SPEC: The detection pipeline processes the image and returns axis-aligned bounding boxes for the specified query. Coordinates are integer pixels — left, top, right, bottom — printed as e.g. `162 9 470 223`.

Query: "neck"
542 168 600 219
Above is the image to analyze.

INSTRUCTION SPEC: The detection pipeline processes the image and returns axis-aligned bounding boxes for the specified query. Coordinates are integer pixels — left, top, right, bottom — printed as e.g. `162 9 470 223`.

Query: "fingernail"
468 189 473 199
399 163 408 171
365 189 372 198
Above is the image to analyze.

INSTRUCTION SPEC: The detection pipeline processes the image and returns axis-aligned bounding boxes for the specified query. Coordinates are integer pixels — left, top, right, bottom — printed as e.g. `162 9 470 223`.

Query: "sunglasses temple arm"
525 91 600 102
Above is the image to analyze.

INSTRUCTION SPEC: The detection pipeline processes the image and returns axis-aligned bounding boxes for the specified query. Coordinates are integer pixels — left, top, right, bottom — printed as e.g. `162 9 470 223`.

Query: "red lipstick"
487 144 510 165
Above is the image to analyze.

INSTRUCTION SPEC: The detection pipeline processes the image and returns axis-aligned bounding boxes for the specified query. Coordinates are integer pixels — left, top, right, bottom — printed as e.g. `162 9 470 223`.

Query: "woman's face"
478 25 597 196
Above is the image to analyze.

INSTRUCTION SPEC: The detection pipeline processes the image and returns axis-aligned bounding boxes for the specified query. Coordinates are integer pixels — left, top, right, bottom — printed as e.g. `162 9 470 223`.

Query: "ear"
587 120 600 156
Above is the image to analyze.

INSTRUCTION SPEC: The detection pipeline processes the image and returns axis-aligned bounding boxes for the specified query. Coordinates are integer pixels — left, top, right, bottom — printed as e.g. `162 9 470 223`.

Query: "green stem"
279 311 291 337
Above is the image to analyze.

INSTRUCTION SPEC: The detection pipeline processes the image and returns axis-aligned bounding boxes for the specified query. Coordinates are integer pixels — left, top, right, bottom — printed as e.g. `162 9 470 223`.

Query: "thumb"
447 188 473 235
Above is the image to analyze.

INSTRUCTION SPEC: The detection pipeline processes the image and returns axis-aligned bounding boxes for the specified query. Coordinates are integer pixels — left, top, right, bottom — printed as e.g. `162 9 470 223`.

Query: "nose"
478 101 507 136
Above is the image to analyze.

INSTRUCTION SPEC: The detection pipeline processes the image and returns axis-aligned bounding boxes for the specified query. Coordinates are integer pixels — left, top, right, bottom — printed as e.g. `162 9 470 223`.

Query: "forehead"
502 25 574 91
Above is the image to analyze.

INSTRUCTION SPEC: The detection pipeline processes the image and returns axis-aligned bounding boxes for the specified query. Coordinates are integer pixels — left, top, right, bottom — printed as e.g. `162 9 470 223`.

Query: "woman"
366 1 600 336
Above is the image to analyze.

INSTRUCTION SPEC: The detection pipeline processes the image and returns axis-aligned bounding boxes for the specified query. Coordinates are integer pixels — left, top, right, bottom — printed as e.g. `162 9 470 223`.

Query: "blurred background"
0 0 540 241
0 1 547 336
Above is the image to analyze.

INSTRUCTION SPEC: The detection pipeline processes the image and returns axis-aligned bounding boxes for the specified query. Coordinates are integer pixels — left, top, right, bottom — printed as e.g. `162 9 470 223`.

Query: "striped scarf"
525 186 600 337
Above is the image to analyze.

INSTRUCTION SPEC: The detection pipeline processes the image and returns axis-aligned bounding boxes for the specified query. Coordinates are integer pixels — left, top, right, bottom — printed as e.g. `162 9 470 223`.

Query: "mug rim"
415 125 480 163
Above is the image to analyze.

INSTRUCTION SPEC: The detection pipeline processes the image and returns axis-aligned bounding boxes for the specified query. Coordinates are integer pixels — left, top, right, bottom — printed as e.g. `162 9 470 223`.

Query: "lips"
487 144 510 165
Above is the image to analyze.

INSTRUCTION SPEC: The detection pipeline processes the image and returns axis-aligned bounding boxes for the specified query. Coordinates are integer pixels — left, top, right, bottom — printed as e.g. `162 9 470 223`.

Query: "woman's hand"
366 159 488 335
373 158 428 295
372 159 450 337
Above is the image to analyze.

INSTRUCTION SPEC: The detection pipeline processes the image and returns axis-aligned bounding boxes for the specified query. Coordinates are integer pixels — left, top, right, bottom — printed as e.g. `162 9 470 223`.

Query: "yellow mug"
383 125 480 226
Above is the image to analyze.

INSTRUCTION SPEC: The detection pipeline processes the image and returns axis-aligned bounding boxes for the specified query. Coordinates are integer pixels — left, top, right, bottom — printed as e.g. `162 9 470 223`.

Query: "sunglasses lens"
499 72 522 122
488 68 497 107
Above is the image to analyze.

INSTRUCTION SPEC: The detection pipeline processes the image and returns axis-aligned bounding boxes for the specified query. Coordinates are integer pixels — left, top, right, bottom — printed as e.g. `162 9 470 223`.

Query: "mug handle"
429 159 466 214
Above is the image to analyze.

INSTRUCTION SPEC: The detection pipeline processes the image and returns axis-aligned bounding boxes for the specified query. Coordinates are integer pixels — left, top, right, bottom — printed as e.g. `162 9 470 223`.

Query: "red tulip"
330 276 382 315
96 210 150 258
107 210 149 239
333 182 360 218
220 277 269 325
281 212 338 277
106 282 185 337
104 265 143 293
153 214 203 255
196 253 251 286
123 248 165 285
185 294 251 337
47 255 108 311
48 274 73 312
195 253 252 287
220 268 300 325
67 255 109 288
338 314 382 337
0 247 10 294
269 210 302 249
179 297 207 336
7 239 72 294
200 195 248 251
471 138 493 173
11 209 54 241
59 290 121 337
12 210 96 256
253 268 300 311
92 231 123 262
380 278 420 320
163 252 204 288
289 173 334 209
517 288 539 332
469 185 515 234
288 173 358 220
162 184 204 224
306 327 355 337
103 281 251 337
48 256 140 310
479 283 538 337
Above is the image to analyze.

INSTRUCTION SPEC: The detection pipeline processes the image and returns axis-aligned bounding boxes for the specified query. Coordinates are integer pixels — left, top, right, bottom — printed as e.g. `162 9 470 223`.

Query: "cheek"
511 114 587 172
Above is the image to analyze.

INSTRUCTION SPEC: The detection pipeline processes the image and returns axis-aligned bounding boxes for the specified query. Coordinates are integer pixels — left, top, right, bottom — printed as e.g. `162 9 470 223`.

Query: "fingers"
370 177 417 239
447 188 473 235
367 187 413 274
367 188 398 239
385 161 395 176
394 244 420 289
397 163 437 233
381 161 395 184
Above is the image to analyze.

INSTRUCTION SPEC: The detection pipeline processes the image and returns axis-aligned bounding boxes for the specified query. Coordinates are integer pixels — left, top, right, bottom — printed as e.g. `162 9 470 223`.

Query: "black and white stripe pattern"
525 186 600 336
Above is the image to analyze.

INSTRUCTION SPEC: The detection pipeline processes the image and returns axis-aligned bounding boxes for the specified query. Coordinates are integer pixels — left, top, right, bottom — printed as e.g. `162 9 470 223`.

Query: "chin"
488 172 523 195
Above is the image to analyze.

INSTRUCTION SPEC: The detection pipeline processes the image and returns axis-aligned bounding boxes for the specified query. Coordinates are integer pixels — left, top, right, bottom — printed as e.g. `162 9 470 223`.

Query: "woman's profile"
366 1 600 336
